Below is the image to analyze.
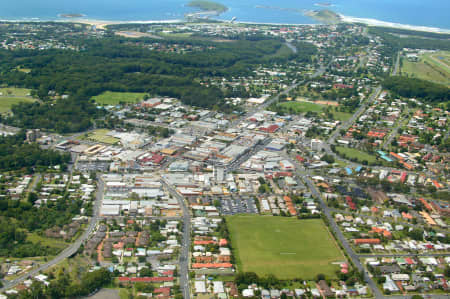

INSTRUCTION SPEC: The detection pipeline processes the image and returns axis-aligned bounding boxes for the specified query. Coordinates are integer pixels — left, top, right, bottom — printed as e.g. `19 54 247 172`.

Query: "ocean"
0 0 448 30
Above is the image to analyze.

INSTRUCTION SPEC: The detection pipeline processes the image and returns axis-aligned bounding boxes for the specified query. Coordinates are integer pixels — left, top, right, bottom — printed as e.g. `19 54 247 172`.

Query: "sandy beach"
339 14 450 34
61 18 183 30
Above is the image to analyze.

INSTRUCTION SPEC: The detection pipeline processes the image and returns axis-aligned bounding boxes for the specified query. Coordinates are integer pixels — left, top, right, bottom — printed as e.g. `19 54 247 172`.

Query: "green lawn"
0 87 32 97
401 51 450 86
119 289 131 299
278 101 352 121
80 129 119 145
27 233 69 251
227 216 344 280
331 111 353 122
0 97 36 113
335 146 376 164
92 91 148 105
279 101 324 113
426 51 450 72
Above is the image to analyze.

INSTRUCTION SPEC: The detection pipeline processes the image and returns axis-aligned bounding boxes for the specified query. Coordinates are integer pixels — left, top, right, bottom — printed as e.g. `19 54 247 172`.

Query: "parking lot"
218 196 258 215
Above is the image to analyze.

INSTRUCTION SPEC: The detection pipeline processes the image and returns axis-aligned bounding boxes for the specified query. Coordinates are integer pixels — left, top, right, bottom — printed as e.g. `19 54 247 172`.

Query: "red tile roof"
192 263 233 269
118 277 174 283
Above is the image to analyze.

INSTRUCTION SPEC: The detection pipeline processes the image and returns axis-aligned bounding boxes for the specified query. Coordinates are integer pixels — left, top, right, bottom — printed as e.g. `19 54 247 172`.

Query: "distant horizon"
0 0 448 31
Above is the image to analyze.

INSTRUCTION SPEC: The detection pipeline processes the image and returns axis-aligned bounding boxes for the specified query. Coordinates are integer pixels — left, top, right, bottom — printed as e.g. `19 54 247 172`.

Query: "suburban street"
161 179 191 299
284 152 386 299
231 60 329 128
327 85 382 146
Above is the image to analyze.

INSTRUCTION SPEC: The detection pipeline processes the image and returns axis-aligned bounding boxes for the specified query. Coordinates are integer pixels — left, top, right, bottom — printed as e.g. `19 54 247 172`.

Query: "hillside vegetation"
0 36 315 133
382 76 449 103
187 0 228 13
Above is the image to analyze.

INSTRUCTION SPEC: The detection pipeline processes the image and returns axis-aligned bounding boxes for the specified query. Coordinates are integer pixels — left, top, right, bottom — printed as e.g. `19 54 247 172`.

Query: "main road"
327 85 382 146
161 179 191 299
286 152 450 299
283 152 385 298
1 177 104 292
230 62 329 128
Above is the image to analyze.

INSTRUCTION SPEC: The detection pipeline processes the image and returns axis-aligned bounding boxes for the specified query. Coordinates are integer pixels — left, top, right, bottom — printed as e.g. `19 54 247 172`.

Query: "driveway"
83 289 120 299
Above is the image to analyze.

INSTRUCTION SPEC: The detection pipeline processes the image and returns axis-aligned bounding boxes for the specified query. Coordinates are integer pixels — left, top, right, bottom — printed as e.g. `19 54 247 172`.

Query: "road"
161 179 191 299
359 253 450 258
286 152 450 299
284 152 385 298
327 85 382 146
285 42 298 54
27 173 41 193
226 137 272 172
393 52 400 76
230 63 328 128
0 178 104 292
379 52 404 150
382 108 409 150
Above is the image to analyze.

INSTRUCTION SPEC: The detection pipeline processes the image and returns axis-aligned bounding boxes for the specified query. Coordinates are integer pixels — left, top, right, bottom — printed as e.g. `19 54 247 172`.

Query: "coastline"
71 19 183 30
338 14 450 34
0 15 449 34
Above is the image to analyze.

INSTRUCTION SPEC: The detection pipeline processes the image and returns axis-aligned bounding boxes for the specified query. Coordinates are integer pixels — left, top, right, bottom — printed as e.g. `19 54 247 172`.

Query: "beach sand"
64 18 182 30
339 14 450 34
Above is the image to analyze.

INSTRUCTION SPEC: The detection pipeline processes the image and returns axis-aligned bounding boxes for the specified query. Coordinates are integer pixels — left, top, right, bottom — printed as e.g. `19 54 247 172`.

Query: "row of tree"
382 76 449 103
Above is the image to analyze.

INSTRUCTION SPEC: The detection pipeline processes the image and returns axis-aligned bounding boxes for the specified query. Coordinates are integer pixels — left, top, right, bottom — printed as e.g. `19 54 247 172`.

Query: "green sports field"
92 91 147 105
80 129 119 145
277 101 352 121
335 146 376 164
279 101 324 113
227 216 345 280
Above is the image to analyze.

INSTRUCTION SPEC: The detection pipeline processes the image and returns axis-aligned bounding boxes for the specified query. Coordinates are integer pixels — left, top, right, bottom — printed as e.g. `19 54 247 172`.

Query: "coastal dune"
339 14 450 34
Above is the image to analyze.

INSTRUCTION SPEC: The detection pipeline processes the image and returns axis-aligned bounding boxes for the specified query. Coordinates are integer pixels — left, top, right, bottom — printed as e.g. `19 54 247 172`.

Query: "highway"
161 179 191 299
1 177 104 292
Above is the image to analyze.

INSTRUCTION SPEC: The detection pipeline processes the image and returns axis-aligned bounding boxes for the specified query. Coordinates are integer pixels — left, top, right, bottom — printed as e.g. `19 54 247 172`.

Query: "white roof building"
213 281 225 294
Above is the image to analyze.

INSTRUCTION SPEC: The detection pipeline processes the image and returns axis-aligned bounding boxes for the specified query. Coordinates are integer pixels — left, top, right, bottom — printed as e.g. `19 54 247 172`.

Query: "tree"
27 192 38 204
321 154 335 164
444 266 450 278
140 267 153 277
409 228 424 241
398 205 408 213
316 273 326 282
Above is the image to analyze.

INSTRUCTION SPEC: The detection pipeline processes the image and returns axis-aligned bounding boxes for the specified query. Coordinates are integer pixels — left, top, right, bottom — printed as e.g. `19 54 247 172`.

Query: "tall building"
214 166 225 183
310 139 323 152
